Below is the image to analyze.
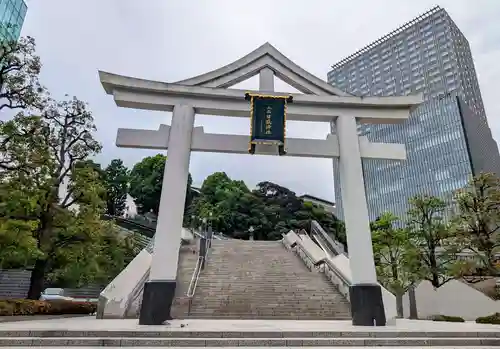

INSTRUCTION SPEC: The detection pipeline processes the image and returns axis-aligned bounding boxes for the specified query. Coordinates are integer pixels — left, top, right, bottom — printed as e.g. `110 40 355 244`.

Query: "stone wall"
0 269 103 299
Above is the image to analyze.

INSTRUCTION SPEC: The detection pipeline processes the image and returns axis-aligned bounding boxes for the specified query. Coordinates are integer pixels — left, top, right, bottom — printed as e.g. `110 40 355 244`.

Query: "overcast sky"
20 0 500 201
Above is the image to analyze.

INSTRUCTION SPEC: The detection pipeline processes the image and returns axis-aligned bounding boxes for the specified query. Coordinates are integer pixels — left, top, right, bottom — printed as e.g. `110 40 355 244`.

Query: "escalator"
309 220 346 257
104 214 226 244
102 215 155 238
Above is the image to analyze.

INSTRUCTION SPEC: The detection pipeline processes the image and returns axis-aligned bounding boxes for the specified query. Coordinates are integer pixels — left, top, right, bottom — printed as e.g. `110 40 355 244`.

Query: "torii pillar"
99 42 422 326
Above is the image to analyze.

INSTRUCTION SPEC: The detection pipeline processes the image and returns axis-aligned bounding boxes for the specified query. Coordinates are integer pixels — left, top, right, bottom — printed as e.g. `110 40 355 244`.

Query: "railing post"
207 226 213 247
199 237 207 269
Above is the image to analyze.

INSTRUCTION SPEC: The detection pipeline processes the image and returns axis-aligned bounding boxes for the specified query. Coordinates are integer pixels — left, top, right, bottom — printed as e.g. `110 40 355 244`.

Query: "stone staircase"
187 239 351 319
2 323 500 347
128 242 199 318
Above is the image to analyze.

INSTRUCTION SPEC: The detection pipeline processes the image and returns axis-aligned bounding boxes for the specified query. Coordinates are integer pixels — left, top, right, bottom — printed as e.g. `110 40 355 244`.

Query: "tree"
298 200 346 248
407 194 462 288
129 154 193 215
129 154 165 215
0 95 124 299
103 159 129 216
0 36 44 111
189 172 255 235
75 159 104 178
188 175 344 242
0 207 42 269
372 212 420 317
452 173 500 275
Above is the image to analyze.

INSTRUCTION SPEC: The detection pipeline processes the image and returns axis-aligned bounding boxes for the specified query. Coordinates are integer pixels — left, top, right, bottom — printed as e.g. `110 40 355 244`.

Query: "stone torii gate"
99 43 421 326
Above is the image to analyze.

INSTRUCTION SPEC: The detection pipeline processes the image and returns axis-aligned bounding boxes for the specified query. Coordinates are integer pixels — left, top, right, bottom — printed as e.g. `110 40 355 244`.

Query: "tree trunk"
485 248 497 276
395 292 404 318
429 249 440 288
27 202 55 300
408 284 418 319
27 258 47 299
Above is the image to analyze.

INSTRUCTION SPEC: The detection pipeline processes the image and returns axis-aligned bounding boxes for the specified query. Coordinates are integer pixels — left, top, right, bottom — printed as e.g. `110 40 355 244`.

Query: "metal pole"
199 237 207 269
208 225 213 247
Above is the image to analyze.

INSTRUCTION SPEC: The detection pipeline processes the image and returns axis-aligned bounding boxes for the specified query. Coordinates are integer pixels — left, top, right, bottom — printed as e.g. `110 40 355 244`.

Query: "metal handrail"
186 236 211 315
192 230 224 241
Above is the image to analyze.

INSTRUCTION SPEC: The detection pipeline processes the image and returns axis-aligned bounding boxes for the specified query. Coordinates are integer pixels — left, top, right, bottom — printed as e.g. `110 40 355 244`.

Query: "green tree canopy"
129 154 194 216
372 211 420 317
103 159 129 217
407 194 463 288
451 172 500 276
186 174 344 243
0 94 136 299
0 36 44 111
129 154 165 215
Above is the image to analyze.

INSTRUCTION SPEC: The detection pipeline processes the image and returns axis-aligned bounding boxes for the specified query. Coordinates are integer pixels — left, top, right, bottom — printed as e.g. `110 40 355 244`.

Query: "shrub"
46 300 96 315
0 299 96 316
476 313 500 324
431 314 465 322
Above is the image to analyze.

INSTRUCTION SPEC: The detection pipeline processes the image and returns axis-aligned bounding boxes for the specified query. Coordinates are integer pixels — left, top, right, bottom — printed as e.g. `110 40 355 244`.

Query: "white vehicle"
39 288 74 301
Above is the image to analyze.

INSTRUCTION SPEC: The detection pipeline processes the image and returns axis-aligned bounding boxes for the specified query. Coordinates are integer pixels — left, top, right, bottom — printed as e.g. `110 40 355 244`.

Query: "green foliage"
407 194 463 288
372 213 419 284
0 93 135 299
103 159 129 216
0 36 45 111
431 314 465 322
129 154 166 215
371 212 420 317
476 313 500 324
0 218 42 269
129 154 193 216
0 299 96 316
186 173 344 243
451 172 500 276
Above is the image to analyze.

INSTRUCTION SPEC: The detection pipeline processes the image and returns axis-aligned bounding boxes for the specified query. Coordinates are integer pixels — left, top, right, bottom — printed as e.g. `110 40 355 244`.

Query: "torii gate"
99 43 421 326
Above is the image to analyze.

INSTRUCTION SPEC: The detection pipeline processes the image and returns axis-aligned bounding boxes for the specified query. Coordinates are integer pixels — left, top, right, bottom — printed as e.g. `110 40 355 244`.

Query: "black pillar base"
349 284 386 326
139 280 177 325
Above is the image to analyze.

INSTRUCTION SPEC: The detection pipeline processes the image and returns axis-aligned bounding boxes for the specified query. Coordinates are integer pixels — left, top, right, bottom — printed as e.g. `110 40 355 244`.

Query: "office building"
0 0 27 42
328 6 500 221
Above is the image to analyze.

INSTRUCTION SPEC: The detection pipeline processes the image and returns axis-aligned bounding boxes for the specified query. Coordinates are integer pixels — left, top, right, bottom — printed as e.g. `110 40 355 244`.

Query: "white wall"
99 249 151 318
402 279 500 320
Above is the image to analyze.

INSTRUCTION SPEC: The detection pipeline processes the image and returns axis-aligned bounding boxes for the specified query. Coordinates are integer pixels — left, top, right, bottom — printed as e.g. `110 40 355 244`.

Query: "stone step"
188 303 349 308
189 303 349 309
183 239 351 319
0 336 499 347
2 329 500 338
186 311 351 317
190 294 347 299
194 284 339 289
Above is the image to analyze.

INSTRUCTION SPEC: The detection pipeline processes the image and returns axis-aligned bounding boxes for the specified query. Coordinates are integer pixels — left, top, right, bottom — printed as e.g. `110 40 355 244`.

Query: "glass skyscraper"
328 6 500 221
0 0 27 42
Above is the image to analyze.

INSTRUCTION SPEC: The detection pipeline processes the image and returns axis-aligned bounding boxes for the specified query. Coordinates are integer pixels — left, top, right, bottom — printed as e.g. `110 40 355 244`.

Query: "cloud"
20 0 500 200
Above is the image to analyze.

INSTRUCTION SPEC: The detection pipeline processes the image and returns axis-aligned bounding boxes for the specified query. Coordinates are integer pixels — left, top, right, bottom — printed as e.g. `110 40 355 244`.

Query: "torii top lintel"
174 42 349 96
99 42 422 123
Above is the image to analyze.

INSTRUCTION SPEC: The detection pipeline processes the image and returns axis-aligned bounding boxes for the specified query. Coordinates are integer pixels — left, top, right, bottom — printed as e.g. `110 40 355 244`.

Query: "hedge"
431 314 465 322
476 313 500 324
0 299 97 316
